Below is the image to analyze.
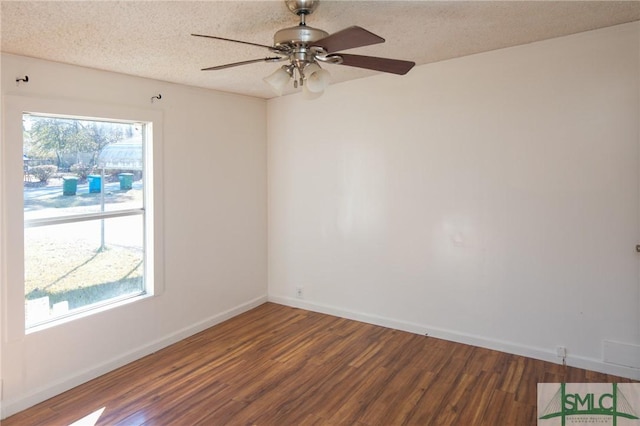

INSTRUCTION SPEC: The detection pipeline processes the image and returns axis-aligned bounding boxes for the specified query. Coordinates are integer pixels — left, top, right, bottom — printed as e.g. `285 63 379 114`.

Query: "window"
3 96 163 335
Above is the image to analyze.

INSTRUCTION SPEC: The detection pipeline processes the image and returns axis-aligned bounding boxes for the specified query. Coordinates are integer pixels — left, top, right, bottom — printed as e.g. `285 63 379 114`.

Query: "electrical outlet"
557 346 567 366
296 286 304 298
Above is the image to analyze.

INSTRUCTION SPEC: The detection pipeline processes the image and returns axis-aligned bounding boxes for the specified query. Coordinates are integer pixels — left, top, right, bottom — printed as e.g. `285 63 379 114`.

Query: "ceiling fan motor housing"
273 25 330 72
273 26 329 49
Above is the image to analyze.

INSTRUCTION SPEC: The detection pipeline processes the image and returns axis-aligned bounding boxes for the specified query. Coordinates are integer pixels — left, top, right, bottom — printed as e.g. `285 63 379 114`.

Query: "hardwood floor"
3 303 637 425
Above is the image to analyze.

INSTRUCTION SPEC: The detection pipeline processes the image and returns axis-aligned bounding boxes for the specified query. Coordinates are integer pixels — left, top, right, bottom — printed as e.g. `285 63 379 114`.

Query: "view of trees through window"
23 113 148 328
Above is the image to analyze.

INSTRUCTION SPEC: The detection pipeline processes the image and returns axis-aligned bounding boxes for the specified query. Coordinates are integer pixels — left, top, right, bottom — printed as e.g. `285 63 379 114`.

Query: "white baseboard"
1 295 267 419
268 295 640 381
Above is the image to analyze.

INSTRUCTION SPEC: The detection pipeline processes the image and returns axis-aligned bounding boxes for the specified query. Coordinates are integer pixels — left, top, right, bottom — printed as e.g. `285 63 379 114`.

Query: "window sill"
25 292 154 335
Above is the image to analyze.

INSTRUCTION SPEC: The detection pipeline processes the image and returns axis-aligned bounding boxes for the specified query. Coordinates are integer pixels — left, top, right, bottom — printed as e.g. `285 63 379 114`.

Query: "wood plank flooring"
3 302 637 425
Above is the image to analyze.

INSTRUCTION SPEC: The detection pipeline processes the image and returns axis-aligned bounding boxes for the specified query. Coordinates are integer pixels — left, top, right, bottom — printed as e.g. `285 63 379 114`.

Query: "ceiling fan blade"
312 26 384 54
202 57 284 71
191 33 274 50
334 54 415 75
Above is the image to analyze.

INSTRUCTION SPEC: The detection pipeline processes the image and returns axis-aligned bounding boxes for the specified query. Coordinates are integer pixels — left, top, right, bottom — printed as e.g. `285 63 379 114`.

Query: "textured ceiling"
2 1 640 99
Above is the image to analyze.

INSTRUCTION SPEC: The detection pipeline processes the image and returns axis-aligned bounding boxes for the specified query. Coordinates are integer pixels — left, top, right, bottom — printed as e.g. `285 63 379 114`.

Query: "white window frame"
2 96 164 339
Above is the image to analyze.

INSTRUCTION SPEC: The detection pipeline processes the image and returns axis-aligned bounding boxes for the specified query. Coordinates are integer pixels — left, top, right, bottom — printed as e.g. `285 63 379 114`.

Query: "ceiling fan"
192 0 415 97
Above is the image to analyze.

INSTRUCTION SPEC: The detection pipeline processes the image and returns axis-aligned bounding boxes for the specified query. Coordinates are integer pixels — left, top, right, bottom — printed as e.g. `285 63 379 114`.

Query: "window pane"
24 215 144 328
23 115 143 220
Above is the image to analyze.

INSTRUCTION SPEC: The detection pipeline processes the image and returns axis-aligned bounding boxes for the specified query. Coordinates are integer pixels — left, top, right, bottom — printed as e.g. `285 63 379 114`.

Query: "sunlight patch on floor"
68 406 105 426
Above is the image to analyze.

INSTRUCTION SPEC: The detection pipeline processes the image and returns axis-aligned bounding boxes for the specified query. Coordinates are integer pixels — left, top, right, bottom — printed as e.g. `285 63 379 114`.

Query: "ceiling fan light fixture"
302 83 323 100
304 62 330 93
264 65 292 96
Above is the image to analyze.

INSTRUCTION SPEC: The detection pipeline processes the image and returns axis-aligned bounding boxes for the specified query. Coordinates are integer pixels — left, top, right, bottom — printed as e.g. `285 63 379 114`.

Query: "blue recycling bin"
88 175 101 193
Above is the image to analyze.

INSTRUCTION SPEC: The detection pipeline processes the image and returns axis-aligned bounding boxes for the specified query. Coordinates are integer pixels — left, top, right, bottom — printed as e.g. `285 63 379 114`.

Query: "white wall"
1 54 267 417
268 22 640 379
